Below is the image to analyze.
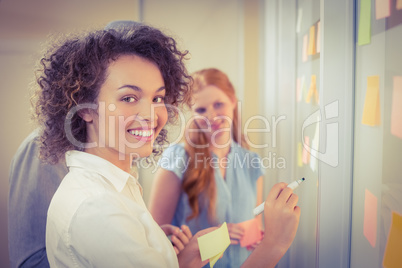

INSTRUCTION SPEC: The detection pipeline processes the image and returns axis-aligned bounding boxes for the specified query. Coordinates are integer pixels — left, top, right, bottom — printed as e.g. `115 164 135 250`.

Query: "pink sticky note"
376 0 391 19
302 34 308 62
302 136 310 164
296 77 302 102
398 0 402 10
391 76 402 139
237 218 262 248
363 189 378 248
316 21 321 53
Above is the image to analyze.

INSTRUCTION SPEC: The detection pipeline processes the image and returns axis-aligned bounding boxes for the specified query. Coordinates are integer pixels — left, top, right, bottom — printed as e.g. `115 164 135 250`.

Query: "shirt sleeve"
157 144 188 181
69 193 177 268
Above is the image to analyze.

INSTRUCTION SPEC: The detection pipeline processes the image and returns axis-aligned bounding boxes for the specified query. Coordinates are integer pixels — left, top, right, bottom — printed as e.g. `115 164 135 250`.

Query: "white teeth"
129 129 154 137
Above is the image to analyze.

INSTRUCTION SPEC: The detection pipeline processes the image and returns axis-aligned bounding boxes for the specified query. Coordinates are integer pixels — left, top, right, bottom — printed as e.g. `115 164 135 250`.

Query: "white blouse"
46 150 178 268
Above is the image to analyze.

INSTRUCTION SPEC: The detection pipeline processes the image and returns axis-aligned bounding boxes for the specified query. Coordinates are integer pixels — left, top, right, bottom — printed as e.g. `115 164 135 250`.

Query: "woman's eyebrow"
117 85 166 93
118 84 142 91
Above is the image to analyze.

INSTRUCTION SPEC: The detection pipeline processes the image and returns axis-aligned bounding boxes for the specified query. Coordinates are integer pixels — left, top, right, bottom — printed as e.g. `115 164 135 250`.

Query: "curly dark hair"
33 25 192 164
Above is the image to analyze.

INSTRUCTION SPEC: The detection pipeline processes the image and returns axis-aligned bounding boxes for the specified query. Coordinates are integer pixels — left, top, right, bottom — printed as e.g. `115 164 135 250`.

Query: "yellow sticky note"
316 21 321 53
376 0 391 19
363 189 377 248
358 0 371 46
198 222 230 268
391 76 402 139
297 142 303 167
398 0 402 10
302 34 308 62
306 75 319 104
308 25 316 55
383 212 402 268
362 75 381 126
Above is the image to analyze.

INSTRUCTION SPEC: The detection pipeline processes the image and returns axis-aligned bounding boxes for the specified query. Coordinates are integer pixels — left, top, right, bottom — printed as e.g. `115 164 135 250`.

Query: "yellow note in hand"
198 222 230 268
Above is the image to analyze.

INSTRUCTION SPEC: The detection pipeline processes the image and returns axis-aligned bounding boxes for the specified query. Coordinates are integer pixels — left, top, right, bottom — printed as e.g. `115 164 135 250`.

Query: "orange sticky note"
383 212 402 268
391 76 402 139
316 21 321 53
306 75 319 104
237 218 262 248
297 142 303 167
296 77 302 102
376 0 391 19
308 25 316 55
302 136 310 164
398 0 402 10
302 34 308 62
362 75 381 126
363 189 377 248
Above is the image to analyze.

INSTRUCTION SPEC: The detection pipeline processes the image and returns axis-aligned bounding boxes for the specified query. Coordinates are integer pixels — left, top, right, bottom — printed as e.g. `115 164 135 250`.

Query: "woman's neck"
85 147 132 173
211 143 231 158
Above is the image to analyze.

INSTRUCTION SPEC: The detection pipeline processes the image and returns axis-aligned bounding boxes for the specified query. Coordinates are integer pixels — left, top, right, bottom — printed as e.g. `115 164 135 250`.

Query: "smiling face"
191 85 236 146
83 54 167 169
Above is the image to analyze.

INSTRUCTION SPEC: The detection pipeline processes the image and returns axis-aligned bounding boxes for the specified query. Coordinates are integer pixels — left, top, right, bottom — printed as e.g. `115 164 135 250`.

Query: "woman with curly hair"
34 24 300 268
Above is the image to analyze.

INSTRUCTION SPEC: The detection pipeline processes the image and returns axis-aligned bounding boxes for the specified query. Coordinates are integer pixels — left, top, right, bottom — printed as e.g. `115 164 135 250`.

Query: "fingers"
180 225 193 240
171 234 185 252
265 182 287 203
227 223 244 240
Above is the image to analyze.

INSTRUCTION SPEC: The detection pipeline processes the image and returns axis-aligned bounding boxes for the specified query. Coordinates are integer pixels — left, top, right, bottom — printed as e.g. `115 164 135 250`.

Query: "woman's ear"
78 109 94 123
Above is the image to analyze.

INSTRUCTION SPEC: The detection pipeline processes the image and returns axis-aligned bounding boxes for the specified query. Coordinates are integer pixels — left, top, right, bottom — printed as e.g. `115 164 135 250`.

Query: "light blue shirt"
158 142 264 268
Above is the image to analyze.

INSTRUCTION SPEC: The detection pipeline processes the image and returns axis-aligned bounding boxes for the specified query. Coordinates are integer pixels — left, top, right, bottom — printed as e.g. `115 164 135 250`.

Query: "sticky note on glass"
302 136 310 164
375 0 391 19
306 75 319 104
237 218 262 248
383 212 402 268
363 189 377 248
302 34 308 62
308 25 316 55
358 0 371 46
297 142 303 167
362 75 381 126
397 0 402 10
391 76 402 139
198 222 230 268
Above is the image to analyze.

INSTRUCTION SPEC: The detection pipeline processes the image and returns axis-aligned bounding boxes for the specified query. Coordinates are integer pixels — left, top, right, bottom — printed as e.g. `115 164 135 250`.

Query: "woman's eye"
214 102 224 109
195 107 206 114
122 96 136 103
154 96 165 103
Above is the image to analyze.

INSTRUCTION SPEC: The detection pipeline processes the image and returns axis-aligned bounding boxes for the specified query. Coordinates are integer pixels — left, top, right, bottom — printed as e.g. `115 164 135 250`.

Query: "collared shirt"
158 142 264 268
8 130 67 268
46 150 178 268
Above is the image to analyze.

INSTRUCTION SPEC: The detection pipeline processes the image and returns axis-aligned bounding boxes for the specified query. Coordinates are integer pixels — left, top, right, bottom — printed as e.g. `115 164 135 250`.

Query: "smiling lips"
127 128 155 142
